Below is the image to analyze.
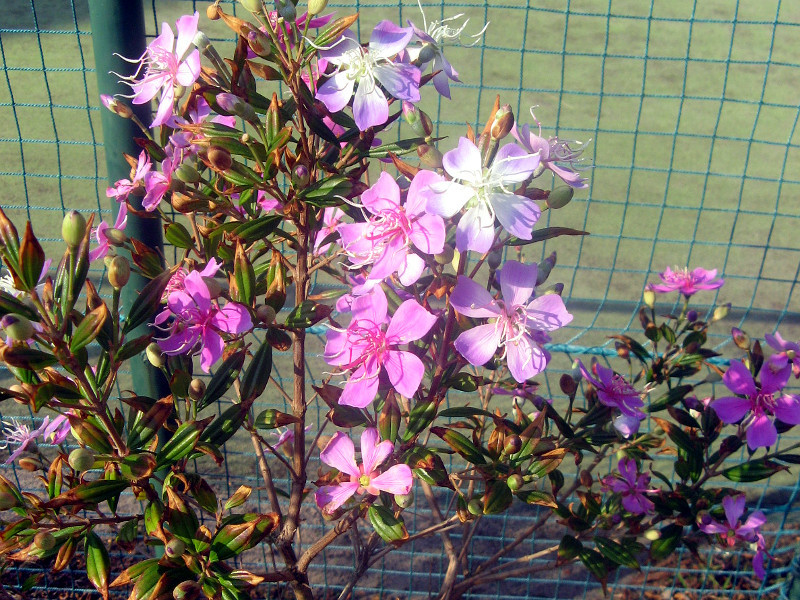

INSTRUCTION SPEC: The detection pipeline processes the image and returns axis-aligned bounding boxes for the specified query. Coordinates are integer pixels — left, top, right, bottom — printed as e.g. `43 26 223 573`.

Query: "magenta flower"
124 12 202 128
106 150 151 204
316 22 420 131
450 261 572 383
1 415 70 464
601 458 657 515
578 360 645 437
142 157 176 212
314 207 345 255
154 270 252 372
339 171 445 286
699 495 768 578
513 109 589 189
324 286 437 407
425 138 540 253
765 331 800 377
647 266 724 298
315 428 412 514
710 359 800 449
89 205 127 262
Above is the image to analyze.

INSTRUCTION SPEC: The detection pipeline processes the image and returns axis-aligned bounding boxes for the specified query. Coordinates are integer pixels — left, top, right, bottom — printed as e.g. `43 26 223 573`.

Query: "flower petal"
362 172 400 214
374 62 420 102
353 80 389 130
369 464 413 495
490 191 540 240
385 300 437 344
339 372 380 408
456 204 495 253
490 143 539 183
316 71 355 113
320 432 360 477
710 395 752 424
360 428 393 473
773 394 800 425
525 294 573 332
369 21 413 58
454 324 502 367
723 360 758 396
383 350 424 398
450 276 500 318
499 261 537 309
506 334 548 382
315 482 359 514
443 137 482 184
746 414 777 449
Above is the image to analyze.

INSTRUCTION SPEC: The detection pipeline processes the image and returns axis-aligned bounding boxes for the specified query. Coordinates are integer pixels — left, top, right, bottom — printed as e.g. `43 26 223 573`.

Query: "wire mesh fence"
1 0 799 598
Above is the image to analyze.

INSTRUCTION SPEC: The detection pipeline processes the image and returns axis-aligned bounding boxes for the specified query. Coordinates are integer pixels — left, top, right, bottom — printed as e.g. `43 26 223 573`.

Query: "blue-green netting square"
1 0 800 597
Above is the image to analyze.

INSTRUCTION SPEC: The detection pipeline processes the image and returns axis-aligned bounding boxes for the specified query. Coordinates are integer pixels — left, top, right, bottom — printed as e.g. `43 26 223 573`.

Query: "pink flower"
315 428 412 514
1 415 70 464
425 138 540 253
765 331 800 377
324 286 437 407
450 261 572 383
316 22 420 131
699 494 768 578
314 207 344 255
513 109 590 189
710 359 800 449
154 269 252 372
89 205 127 262
338 171 445 286
601 458 656 515
142 157 176 212
578 359 645 437
106 150 151 204
124 13 202 128
647 266 724 298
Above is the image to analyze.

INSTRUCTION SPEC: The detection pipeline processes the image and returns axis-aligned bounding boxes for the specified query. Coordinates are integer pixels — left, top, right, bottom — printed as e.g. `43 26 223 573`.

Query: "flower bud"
0 492 17 510
9 384 28 406
165 538 186 559
1 314 34 341
491 105 514 141
146 342 166 368
238 0 262 12
546 186 574 210
277 0 296 21
245 27 272 58
487 249 503 270
394 492 414 509
206 3 221 19
192 31 212 53
62 210 87 247
256 305 276 325
100 94 133 119
68 447 95 472
188 378 206 401
570 360 582 382
713 303 730 322
467 498 483 516
291 164 310 189
434 244 454 265
34 531 56 551
642 288 656 310
503 435 521 455
207 146 233 171
174 162 201 184
506 474 523 492
686 309 698 323
417 144 443 169
172 192 210 213
732 327 750 350
402 102 433 138
579 470 593 488
173 581 202 600
307 0 328 16
104 227 127 247
416 42 436 65
643 528 661 541
18 456 43 471
536 251 556 286
108 256 130 289
216 93 258 122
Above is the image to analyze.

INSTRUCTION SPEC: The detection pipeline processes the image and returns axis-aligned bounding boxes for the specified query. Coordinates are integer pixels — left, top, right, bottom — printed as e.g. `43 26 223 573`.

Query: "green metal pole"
87 0 169 401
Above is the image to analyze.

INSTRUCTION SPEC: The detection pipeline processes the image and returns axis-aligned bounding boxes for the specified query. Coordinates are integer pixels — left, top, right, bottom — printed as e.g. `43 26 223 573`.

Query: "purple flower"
316 22 420 131
710 359 800 449
338 171 445 286
154 270 252 372
106 150 151 204
123 13 202 128
601 458 657 515
699 494 768 578
314 207 345 255
315 428 412 514
513 109 589 189
647 266 724 298
765 331 800 377
425 138 540 253
142 157 176 212
1 415 70 464
450 261 572 383
578 360 645 437
89 205 127 262
324 286 437 408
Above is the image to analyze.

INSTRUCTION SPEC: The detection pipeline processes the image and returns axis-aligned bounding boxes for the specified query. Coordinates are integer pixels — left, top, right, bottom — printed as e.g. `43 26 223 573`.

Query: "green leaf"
401 400 437 442
438 406 495 419
123 268 174 335
45 479 129 509
232 215 282 244
558 535 583 563
200 404 247 448
430 427 486 465
164 222 194 249
156 421 204 469
368 505 408 544
240 342 272 404
199 352 245 411
648 384 694 412
69 304 110 353
516 490 558 508
285 300 331 329
0 290 39 321
650 524 682 560
579 548 608 591
298 176 362 207
84 530 110 595
594 536 639 569
364 137 427 158
482 480 513 514
442 373 486 393
723 459 788 482
402 446 452 488
652 418 696 456
18 222 45 292
232 242 255 305
505 227 589 246
209 513 279 562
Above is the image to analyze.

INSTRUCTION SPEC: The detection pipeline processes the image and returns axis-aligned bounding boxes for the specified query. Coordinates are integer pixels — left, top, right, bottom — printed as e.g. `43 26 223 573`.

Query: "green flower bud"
490 105 514 141
207 146 233 171
19 456 43 471
434 244 455 265
174 162 201 184
487 249 503 270
643 528 661 541
68 447 95 472
146 342 166 368
173 581 202 600
108 256 130 290
104 227 127 247
291 164 311 189
165 538 186 559
394 492 414 509
417 144 443 169
307 0 328 16
216 93 258 122
188 378 206 401
62 210 87 247
713 302 730 322
503 435 522 455
467 498 483 516
506 474 523 492
1 314 34 341
239 0 262 12
642 288 656 310
34 531 56 551
546 186 574 210
278 1 296 21
256 305 277 325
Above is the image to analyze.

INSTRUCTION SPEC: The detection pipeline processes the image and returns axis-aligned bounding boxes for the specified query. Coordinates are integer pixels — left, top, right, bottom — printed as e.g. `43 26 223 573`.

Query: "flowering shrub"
0 2 796 599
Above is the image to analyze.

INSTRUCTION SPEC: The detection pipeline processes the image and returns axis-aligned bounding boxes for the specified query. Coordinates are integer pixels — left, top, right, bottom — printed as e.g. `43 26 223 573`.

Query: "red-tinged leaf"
18 222 45 291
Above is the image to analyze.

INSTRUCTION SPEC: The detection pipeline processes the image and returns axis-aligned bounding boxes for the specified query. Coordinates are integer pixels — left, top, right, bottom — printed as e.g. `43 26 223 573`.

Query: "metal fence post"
87 0 169 402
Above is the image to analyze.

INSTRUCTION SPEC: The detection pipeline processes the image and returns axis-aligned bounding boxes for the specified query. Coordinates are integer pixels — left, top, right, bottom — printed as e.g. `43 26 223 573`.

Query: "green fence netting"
1 0 800 598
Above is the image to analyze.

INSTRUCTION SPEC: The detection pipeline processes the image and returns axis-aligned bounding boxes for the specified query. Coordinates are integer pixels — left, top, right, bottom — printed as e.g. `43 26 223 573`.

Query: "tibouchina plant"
0 2 796 599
